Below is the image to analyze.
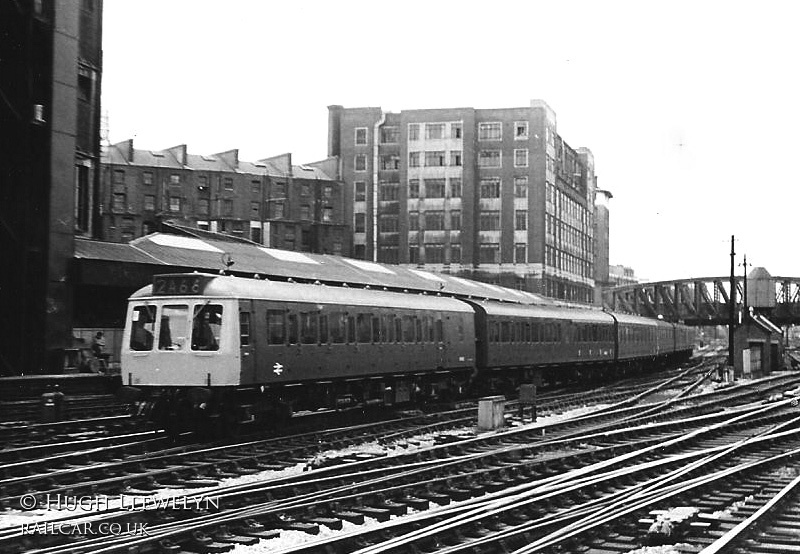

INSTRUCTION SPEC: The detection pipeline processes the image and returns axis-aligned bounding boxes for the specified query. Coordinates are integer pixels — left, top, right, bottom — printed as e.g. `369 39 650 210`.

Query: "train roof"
123 233 551 305
475 300 615 323
131 273 474 313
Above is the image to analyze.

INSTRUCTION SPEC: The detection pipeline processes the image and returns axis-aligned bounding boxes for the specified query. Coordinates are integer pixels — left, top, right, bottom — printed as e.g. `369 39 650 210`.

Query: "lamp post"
728 235 736 368
740 254 751 322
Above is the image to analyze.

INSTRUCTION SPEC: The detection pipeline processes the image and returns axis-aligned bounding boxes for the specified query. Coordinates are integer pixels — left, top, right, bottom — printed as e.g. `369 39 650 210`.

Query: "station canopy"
76 232 554 306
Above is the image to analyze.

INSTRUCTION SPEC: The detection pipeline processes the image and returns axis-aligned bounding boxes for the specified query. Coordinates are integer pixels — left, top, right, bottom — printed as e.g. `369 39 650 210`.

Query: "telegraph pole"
728 235 736 368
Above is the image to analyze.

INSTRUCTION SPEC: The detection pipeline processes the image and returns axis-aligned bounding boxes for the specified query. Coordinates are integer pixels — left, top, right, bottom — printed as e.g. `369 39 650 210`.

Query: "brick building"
327 100 601 303
101 141 349 255
0 0 103 373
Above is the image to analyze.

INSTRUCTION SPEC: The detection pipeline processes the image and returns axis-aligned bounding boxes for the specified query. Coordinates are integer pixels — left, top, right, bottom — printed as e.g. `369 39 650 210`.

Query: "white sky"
102 0 800 283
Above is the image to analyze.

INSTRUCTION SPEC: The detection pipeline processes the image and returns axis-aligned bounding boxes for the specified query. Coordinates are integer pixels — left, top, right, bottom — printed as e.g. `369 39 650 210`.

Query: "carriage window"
267 310 285 345
372 316 381 343
330 312 346 344
395 317 403 343
355 314 370 343
427 316 435 342
382 315 391 343
347 316 356 343
415 317 422 343
457 318 464 342
160 305 189 350
403 316 415 343
191 304 221 351
300 312 318 344
130 305 156 351
319 315 329 344
525 323 531 343
501 321 510 343
435 318 443 343
239 312 250 346
287 314 299 344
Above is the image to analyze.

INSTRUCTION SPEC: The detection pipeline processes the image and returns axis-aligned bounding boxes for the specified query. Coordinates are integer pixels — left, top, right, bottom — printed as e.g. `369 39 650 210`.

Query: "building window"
170 174 180 185
198 198 209 216
271 202 284 219
450 244 461 264
274 182 286 197
323 207 333 222
112 170 125 184
144 194 155 211
479 210 500 231
478 122 502 141
408 123 420 141
113 193 126 212
451 122 462 139
409 245 419 264
381 126 399 143
355 127 368 145
355 181 366 202
408 179 420 199
378 246 399 263
424 179 445 198
324 185 333 198
355 213 366 233
515 121 529 139
170 196 181 212
355 155 367 172
450 150 462 166
515 210 527 230
514 176 528 197
425 244 444 263
143 171 153 185
478 150 502 167
424 151 446 167
450 210 461 230
251 202 260 217
223 177 233 190
251 180 261 194
424 211 445 230
409 151 420 168
222 199 232 216
197 175 208 189
515 244 527 263
379 182 399 201
479 244 500 263
409 211 419 230
381 155 400 170
514 149 529 167
300 204 310 220
379 215 398 232
449 178 462 198
425 123 445 140
479 177 501 198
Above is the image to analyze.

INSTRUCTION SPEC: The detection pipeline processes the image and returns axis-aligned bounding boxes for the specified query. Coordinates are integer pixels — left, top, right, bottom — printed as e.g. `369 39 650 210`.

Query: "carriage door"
239 301 256 384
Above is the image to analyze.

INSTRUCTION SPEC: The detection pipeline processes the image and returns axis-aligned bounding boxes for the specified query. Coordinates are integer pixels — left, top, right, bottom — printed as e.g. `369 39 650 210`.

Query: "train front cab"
122 296 240 389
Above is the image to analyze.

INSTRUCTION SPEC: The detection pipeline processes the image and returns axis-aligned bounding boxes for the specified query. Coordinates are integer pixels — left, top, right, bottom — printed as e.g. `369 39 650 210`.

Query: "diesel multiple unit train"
121 272 694 431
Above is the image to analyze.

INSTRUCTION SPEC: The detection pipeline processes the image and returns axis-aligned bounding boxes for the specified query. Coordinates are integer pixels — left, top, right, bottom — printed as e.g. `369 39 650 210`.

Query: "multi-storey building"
101 141 349 255
327 100 600 303
0 0 103 373
593 189 613 304
608 264 639 287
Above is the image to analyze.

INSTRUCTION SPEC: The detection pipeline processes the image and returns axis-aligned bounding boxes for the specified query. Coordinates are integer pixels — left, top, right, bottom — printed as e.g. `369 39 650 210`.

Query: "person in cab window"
131 319 153 351
193 311 218 351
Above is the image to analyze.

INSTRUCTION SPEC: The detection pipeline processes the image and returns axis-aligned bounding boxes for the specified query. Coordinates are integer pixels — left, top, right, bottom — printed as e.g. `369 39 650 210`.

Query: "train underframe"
122 349 694 437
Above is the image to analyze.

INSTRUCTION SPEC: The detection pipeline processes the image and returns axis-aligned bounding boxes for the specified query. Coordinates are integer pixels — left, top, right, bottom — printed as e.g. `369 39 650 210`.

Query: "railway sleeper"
181 530 234 554
212 525 259 546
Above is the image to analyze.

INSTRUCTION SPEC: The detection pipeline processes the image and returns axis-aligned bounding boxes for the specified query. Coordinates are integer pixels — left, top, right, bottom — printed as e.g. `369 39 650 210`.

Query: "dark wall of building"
0 0 102 375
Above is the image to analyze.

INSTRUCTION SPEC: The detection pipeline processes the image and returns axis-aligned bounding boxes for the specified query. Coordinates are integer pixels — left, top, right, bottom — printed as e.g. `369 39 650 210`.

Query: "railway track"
1 366 795 554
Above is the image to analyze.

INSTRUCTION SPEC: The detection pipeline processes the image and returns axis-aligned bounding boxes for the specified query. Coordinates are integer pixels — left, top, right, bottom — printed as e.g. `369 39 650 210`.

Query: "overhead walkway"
603 267 800 325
